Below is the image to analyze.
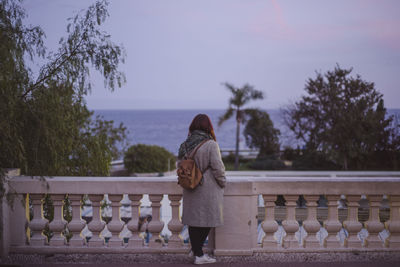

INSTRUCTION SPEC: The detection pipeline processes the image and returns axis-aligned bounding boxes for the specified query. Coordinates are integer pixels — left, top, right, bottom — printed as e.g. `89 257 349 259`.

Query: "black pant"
188 226 211 257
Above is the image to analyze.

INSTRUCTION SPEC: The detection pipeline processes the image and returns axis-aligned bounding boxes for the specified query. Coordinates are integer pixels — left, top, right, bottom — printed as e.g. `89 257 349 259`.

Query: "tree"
284 65 397 170
0 0 127 202
243 110 280 158
218 83 263 170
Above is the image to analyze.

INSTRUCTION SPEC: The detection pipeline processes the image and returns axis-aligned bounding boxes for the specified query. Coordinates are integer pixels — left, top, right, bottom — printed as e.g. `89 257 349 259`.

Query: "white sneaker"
194 254 216 264
204 254 216 261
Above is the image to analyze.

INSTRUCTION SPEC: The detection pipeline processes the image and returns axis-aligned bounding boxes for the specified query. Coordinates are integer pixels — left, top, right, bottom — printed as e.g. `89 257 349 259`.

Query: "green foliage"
218 82 264 170
1 0 127 203
291 151 340 170
243 110 280 158
222 153 240 164
284 65 399 170
248 155 286 170
124 144 176 174
281 146 301 161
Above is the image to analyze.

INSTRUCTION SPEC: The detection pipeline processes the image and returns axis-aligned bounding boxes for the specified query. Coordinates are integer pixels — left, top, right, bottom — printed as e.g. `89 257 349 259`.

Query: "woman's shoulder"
204 139 217 145
203 139 220 150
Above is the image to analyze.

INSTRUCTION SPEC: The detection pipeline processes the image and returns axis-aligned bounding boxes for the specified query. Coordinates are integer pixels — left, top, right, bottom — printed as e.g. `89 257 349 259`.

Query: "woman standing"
178 114 226 265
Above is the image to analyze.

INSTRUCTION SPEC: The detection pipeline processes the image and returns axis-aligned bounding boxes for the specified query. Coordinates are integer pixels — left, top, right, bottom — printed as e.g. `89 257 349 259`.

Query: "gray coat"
181 140 226 227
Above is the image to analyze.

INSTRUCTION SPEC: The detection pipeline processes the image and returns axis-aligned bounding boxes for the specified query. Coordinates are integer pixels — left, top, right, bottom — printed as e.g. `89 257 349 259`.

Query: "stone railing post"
147 194 165 248
282 195 299 248
324 195 342 248
261 195 278 249
343 195 362 248
29 194 48 246
167 194 184 248
87 194 106 247
1 186 26 259
127 194 143 247
303 195 321 248
365 195 384 248
386 195 400 248
214 184 258 256
48 194 67 246
107 194 124 247
67 194 86 246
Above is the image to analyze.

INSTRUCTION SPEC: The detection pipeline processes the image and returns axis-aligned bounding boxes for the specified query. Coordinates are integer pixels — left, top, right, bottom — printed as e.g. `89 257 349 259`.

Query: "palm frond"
223 82 237 95
218 107 234 126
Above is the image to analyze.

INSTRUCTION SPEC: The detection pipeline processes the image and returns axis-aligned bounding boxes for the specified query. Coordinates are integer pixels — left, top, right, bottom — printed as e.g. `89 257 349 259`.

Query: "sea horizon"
93 108 400 157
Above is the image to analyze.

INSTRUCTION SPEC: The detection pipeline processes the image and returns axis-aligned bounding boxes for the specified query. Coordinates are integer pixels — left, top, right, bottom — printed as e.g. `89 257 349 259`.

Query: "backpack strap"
188 139 210 159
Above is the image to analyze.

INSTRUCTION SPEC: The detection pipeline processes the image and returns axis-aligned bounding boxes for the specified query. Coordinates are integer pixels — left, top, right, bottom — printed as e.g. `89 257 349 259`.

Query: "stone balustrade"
2 171 400 258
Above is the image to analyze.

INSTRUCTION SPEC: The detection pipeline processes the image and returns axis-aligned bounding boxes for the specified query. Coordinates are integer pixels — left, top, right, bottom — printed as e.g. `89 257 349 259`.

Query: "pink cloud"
248 0 295 41
247 1 400 52
365 19 400 51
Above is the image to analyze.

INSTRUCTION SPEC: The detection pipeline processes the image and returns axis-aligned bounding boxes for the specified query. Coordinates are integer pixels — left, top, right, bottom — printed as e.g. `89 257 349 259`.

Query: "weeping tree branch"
20 34 86 99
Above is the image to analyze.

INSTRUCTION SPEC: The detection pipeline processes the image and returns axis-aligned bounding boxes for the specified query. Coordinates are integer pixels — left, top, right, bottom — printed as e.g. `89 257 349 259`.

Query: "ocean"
93 109 400 157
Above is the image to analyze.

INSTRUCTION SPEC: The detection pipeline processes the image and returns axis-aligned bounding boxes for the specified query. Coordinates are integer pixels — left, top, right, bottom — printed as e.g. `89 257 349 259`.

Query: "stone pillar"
323 195 342 248
365 195 384 248
303 195 321 248
167 194 183 248
67 194 86 246
127 194 143 247
385 195 400 248
48 194 66 246
87 194 106 247
29 194 48 246
282 195 299 249
147 194 164 248
107 194 124 247
261 195 278 249
343 195 362 248
2 189 26 259
214 193 258 255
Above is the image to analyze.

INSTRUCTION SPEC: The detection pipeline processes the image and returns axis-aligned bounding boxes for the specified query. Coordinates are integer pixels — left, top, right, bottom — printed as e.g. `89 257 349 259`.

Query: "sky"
22 0 400 110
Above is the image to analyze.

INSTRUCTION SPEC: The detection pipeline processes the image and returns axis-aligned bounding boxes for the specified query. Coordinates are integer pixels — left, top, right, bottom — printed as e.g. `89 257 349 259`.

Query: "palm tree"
218 82 264 170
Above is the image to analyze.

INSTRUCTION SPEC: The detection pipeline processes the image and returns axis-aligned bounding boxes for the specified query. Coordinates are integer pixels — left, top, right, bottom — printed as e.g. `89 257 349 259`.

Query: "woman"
178 114 226 265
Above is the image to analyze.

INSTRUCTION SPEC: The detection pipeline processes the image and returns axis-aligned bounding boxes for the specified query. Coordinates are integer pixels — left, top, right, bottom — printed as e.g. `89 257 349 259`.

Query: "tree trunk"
235 117 240 170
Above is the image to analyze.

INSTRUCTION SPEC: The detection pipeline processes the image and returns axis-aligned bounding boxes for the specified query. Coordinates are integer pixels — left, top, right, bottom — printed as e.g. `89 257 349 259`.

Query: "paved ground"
1 262 399 267
2 252 400 267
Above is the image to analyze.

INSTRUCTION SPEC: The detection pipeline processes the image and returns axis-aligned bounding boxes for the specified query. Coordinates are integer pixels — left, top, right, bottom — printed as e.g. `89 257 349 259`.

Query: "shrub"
292 152 339 170
249 155 286 170
282 146 302 161
124 144 176 173
222 152 250 164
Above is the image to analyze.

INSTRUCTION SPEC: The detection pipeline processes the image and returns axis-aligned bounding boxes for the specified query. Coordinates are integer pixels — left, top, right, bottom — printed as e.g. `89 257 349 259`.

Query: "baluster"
87 194 106 247
29 194 48 246
167 194 184 248
324 195 342 248
386 195 400 248
343 195 362 248
147 194 165 248
107 194 124 247
261 195 279 249
282 195 299 248
303 195 321 248
48 194 66 246
127 194 144 247
365 195 384 248
67 194 86 246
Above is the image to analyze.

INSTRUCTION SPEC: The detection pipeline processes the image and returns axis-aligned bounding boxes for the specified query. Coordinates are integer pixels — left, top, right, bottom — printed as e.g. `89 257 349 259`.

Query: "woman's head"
189 114 216 141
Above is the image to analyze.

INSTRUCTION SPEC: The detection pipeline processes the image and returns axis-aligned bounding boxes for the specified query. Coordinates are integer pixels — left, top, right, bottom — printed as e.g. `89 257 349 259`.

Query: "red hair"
189 114 216 141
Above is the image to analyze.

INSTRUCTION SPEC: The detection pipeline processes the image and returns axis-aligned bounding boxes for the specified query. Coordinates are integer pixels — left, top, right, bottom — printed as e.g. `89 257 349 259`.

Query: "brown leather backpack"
177 139 209 190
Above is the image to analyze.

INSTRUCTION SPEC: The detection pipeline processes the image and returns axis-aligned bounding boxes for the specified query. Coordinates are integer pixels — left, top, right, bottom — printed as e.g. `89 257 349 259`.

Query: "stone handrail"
2 171 400 258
